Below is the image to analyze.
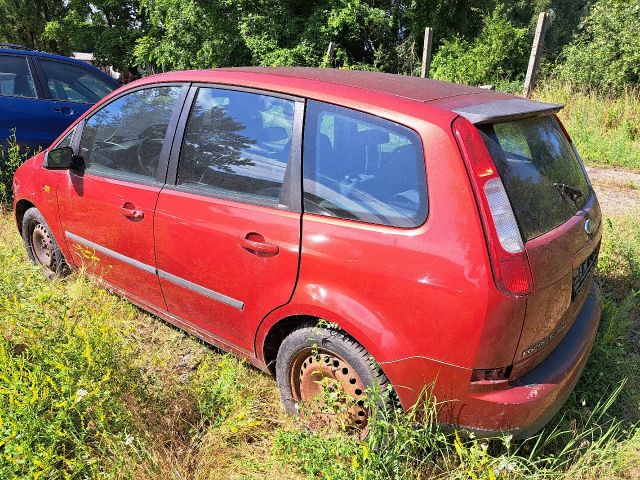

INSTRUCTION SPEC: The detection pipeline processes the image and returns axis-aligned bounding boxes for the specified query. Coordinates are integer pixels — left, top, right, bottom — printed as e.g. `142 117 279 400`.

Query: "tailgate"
478 114 602 377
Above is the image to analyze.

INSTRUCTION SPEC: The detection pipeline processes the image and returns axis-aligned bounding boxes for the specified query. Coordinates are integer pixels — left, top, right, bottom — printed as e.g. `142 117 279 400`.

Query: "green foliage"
431 5 529 86
535 85 640 170
555 0 640 94
0 133 29 207
42 1 144 74
0 0 65 51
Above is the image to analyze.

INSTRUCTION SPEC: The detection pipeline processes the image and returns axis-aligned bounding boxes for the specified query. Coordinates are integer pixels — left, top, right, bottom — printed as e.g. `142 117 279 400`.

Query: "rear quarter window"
303 100 427 228
480 115 591 241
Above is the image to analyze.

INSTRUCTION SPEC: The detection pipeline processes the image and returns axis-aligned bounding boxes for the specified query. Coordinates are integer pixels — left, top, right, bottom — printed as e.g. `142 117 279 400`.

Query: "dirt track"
587 166 640 218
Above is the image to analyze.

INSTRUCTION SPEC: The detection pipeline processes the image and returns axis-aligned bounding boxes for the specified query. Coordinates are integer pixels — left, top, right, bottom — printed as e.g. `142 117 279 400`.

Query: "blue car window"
39 59 115 104
0 55 37 98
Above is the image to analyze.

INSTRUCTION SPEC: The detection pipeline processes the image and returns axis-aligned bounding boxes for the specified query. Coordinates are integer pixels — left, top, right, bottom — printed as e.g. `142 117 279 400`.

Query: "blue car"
0 44 120 150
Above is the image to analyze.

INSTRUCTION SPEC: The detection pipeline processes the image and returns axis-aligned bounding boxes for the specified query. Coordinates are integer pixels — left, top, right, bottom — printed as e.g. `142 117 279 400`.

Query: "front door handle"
122 202 144 220
54 106 76 115
238 233 279 257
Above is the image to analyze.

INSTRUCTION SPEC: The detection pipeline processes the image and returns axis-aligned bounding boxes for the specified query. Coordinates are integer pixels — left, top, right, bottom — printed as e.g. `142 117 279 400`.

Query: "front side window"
177 88 295 206
55 128 75 149
0 55 37 98
303 101 427 228
39 59 115 104
78 86 181 181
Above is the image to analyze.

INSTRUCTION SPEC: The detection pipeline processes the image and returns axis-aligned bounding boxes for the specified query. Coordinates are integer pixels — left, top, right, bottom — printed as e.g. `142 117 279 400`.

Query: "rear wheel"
276 326 390 432
21 208 68 279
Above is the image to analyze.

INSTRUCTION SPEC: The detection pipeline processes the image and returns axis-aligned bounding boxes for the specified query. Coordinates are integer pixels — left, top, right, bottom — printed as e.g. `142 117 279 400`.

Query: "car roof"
0 46 119 84
139 67 562 125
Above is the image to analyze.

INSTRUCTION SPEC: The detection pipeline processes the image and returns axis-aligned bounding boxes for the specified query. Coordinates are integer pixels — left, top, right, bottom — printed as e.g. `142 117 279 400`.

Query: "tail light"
453 117 534 296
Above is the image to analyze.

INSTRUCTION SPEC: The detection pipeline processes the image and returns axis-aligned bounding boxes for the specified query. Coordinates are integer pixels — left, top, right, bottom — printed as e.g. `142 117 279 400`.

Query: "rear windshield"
479 115 590 241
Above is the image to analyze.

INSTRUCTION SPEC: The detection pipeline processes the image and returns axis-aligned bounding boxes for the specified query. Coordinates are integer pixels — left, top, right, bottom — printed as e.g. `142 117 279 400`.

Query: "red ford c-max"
12 68 601 437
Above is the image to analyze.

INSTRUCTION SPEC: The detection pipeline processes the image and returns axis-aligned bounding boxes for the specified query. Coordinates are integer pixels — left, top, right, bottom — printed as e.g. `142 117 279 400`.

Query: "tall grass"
534 84 640 172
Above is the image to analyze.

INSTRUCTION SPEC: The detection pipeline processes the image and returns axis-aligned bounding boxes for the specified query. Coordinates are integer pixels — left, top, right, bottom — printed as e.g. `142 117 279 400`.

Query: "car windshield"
479 115 591 241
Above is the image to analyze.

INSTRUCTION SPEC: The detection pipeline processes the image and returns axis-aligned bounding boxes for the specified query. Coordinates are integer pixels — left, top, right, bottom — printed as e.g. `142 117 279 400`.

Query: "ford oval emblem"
584 218 594 235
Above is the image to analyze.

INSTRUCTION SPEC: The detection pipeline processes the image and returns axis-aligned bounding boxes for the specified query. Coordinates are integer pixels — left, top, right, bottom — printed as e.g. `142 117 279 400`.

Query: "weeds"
0 132 30 207
534 85 640 172
0 166 638 477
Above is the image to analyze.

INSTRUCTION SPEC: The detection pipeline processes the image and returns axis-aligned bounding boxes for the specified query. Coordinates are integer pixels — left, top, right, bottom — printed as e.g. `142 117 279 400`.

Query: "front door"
154 86 303 354
57 85 186 309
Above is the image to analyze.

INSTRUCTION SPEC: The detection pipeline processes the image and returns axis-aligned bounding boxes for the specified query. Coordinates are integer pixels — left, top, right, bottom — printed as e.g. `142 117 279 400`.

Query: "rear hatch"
478 115 601 377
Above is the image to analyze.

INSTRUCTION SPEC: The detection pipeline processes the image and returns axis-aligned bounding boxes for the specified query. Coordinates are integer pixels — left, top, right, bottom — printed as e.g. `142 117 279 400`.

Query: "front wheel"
21 208 68 279
276 326 391 432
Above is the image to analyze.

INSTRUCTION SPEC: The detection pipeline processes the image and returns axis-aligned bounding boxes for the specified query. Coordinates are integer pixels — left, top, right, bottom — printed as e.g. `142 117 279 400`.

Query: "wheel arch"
256 297 407 378
15 198 36 232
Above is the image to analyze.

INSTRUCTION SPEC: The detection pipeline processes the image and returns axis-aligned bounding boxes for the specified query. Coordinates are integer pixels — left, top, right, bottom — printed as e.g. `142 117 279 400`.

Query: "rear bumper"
384 281 601 437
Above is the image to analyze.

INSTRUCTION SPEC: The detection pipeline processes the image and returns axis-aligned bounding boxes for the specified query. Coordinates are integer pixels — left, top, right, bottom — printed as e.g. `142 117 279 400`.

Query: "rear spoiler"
453 98 563 125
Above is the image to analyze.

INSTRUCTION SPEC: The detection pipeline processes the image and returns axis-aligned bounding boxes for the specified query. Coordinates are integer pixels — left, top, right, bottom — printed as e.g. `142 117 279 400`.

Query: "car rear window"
479 115 591 241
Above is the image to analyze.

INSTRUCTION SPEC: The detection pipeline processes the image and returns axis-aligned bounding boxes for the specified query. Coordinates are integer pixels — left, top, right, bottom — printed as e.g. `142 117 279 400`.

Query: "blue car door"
34 57 117 139
0 53 54 150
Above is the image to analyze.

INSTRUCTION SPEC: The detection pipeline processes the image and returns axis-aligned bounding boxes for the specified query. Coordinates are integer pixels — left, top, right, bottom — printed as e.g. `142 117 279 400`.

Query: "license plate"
572 247 599 300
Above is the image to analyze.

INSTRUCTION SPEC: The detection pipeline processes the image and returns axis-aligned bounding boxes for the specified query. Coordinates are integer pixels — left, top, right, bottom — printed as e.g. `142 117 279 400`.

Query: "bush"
0 133 29 207
555 0 640 94
430 5 529 86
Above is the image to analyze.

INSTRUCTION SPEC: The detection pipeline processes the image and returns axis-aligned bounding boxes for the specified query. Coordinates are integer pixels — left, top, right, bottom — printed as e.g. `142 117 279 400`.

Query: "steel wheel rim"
31 223 54 272
290 347 369 430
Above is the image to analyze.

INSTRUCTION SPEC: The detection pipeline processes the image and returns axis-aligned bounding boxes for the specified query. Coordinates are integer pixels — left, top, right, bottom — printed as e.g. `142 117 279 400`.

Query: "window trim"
0 53 41 99
165 83 304 213
71 82 190 186
33 57 117 105
301 99 429 229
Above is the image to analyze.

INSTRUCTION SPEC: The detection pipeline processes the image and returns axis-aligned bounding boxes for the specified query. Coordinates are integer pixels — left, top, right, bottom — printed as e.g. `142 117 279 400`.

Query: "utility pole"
420 27 433 78
523 12 549 98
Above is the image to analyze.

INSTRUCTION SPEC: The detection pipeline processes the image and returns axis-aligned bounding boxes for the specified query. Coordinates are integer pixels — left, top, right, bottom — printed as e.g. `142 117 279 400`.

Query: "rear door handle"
238 233 279 256
122 202 144 220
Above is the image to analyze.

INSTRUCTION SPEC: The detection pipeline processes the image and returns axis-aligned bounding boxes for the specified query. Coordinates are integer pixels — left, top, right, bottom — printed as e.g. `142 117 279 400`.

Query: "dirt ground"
587 166 640 218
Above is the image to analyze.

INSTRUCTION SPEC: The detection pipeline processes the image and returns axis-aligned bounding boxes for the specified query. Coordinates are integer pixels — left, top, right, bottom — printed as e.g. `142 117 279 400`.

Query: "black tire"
276 326 391 430
21 207 68 279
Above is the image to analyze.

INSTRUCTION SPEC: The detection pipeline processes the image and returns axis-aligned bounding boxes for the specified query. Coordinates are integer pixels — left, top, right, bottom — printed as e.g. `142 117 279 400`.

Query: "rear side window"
0 55 37 98
38 59 115 103
480 116 591 241
177 88 295 206
303 101 427 228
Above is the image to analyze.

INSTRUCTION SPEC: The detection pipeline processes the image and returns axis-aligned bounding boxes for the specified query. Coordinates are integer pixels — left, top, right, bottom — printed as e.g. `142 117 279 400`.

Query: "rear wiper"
553 182 583 202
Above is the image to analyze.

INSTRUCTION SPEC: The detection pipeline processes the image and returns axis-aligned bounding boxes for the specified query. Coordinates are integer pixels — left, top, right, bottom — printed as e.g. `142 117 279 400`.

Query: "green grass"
533 85 640 172
0 208 638 479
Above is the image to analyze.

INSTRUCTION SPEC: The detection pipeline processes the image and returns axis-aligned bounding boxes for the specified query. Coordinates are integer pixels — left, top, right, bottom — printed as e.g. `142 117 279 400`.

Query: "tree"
42 0 144 75
0 0 65 51
555 0 640 93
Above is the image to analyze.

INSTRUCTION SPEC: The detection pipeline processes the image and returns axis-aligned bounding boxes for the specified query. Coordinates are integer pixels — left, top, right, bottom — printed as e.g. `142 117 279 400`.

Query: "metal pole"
420 27 433 78
523 12 549 98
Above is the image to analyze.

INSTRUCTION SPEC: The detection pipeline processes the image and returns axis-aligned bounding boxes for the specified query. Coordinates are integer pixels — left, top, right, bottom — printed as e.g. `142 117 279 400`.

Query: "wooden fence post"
420 27 433 78
523 12 549 98
326 42 335 67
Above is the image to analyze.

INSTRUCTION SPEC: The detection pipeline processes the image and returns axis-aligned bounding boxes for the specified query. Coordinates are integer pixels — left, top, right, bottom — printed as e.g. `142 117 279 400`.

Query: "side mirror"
45 147 83 171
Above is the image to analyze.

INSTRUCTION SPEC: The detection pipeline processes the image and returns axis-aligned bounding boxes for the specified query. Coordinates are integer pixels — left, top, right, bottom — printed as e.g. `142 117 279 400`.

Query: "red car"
12 68 602 437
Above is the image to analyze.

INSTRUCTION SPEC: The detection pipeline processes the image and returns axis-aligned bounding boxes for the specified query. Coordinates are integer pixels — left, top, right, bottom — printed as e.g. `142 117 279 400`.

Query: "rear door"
154 86 303 354
58 84 187 309
0 53 53 149
34 57 118 138
479 115 601 376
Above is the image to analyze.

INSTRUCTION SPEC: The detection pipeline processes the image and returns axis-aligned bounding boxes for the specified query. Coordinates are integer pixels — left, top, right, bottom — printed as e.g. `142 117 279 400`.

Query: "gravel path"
586 166 640 218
